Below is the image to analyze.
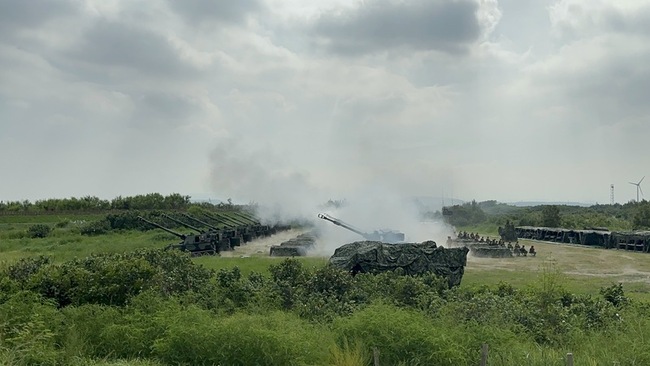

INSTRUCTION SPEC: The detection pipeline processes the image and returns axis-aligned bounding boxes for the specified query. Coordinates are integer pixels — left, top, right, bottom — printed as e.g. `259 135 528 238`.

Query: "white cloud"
0 0 648 207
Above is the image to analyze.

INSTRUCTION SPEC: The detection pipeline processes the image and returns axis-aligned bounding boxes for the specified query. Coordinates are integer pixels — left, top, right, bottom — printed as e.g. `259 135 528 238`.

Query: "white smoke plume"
209 139 455 256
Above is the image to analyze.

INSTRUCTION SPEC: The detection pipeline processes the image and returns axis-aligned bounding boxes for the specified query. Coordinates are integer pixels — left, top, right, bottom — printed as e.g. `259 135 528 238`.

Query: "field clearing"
463 239 650 299
196 236 650 300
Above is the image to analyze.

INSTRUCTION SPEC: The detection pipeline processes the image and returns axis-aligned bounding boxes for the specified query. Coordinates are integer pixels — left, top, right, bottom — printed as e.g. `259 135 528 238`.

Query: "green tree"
541 205 561 227
633 202 650 229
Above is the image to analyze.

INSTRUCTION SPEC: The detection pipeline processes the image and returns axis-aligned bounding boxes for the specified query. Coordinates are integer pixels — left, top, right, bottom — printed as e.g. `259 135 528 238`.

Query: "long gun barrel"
138 216 186 239
207 212 246 228
181 213 219 231
230 212 259 225
201 212 234 228
161 214 203 233
318 213 371 240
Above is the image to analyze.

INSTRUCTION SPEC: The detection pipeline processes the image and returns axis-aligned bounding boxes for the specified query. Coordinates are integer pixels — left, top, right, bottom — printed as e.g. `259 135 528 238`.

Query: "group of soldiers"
453 230 537 257
507 242 536 257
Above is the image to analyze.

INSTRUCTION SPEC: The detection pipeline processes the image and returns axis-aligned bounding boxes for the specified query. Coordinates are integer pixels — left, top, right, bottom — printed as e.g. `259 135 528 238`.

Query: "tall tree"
541 205 561 227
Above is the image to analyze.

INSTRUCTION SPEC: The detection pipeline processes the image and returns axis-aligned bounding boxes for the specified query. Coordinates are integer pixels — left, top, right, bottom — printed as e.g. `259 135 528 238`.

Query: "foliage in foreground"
0 255 649 365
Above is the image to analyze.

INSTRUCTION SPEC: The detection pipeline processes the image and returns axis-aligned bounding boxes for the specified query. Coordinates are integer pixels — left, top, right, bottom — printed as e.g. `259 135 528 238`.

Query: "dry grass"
463 239 650 300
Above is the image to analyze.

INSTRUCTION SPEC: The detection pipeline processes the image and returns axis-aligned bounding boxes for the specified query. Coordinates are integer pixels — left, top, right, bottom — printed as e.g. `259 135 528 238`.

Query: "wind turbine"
629 176 645 202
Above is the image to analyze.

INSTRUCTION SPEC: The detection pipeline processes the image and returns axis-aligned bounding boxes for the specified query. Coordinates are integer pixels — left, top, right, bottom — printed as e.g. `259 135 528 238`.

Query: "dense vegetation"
0 193 219 213
1 251 648 366
434 199 650 233
3 193 650 364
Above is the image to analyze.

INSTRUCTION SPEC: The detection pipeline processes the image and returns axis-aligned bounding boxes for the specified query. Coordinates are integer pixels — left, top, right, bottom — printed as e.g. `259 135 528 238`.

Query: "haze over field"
2 0 649 206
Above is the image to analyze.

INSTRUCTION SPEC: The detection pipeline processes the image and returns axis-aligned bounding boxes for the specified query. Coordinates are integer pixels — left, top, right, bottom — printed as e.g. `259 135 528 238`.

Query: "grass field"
4 214 650 365
2 214 650 298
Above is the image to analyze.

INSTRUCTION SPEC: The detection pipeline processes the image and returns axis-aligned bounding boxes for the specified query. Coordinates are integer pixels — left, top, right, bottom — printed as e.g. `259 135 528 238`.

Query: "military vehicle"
137 216 220 255
269 232 318 257
317 213 405 243
202 212 256 243
179 213 243 249
329 240 469 287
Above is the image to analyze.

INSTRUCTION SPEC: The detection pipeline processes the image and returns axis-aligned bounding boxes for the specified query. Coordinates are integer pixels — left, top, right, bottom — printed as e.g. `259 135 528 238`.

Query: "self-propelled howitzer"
137 216 219 256
137 216 186 239
161 214 203 233
317 213 405 244
181 213 243 247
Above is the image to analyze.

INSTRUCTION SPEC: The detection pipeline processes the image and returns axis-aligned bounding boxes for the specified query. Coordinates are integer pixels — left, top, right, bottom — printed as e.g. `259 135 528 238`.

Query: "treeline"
436 200 650 231
0 193 193 213
1 252 648 365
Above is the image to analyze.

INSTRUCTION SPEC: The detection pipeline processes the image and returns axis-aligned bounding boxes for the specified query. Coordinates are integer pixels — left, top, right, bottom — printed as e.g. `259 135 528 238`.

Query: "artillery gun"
180 213 242 248
317 213 405 244
137 216 220 255
202 212 255 243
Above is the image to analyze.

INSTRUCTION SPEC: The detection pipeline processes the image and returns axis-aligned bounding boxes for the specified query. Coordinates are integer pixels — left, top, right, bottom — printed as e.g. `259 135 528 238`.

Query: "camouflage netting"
328 240 469 287
471 246 514 258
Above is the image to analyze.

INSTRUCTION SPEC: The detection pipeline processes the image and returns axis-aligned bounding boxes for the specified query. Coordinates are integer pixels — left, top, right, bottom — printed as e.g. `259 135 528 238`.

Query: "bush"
22 249 214 307
27 224 52 238
335 303 470 365
0 292 62 365
79 220 111 236
152 311 333 365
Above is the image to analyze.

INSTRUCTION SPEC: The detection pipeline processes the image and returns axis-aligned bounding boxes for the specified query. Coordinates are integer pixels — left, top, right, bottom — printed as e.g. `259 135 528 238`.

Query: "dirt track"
219 228 311 257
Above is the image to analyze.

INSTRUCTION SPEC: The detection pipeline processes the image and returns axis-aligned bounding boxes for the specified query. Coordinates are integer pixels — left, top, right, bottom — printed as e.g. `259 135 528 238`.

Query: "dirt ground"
466 239 650 284
223 232 650 286
219 228 311 257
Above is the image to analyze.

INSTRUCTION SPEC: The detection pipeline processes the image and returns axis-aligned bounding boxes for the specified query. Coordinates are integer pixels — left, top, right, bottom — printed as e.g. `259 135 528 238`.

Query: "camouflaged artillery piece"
329 240 469 288
137 216 219 256
269 231 318 257
318 213 405 243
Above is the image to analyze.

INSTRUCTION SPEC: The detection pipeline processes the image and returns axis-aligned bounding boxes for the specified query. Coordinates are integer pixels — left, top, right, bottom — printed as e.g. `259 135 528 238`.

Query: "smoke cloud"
208 138 455 255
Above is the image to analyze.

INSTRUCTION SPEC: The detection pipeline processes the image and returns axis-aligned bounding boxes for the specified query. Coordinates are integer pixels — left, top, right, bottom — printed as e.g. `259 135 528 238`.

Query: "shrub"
335 303 470 365
0 291 62 365
27 224 52 238
152 310 333 365
79 220 110 236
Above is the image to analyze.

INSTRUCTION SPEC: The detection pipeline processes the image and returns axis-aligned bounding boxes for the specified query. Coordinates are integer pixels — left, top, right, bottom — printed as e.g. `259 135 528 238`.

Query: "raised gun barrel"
161 214 203 233
318 213 370 239
180 213 220 231
138 216 186 239
318 213 405 243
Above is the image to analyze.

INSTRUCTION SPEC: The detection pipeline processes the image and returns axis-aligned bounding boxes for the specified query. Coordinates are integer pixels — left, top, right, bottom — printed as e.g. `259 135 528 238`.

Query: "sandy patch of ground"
465 239 650 284
219 228 311 257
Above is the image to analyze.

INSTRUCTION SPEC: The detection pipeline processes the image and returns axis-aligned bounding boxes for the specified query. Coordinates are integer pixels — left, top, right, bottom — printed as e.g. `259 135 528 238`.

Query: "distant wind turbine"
629 176 645 202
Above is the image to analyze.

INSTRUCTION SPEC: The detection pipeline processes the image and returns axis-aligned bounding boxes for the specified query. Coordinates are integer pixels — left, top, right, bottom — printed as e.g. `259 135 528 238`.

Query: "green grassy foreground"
2 213 650 365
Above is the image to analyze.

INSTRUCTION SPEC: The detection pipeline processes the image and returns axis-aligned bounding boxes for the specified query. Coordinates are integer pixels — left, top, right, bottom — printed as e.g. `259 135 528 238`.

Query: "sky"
2 0 650 207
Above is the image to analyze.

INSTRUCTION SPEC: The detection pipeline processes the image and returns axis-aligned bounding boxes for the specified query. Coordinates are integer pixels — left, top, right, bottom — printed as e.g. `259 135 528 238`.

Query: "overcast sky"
1 0 649 206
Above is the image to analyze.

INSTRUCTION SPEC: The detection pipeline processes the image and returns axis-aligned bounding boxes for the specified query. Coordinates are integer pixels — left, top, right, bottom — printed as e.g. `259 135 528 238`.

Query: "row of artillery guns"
138 211 287 256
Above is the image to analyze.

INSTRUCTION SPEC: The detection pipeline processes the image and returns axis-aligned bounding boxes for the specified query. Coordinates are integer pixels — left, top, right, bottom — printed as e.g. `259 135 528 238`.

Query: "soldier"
529 245 536 257
507 242 513 249
520 245 527 257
